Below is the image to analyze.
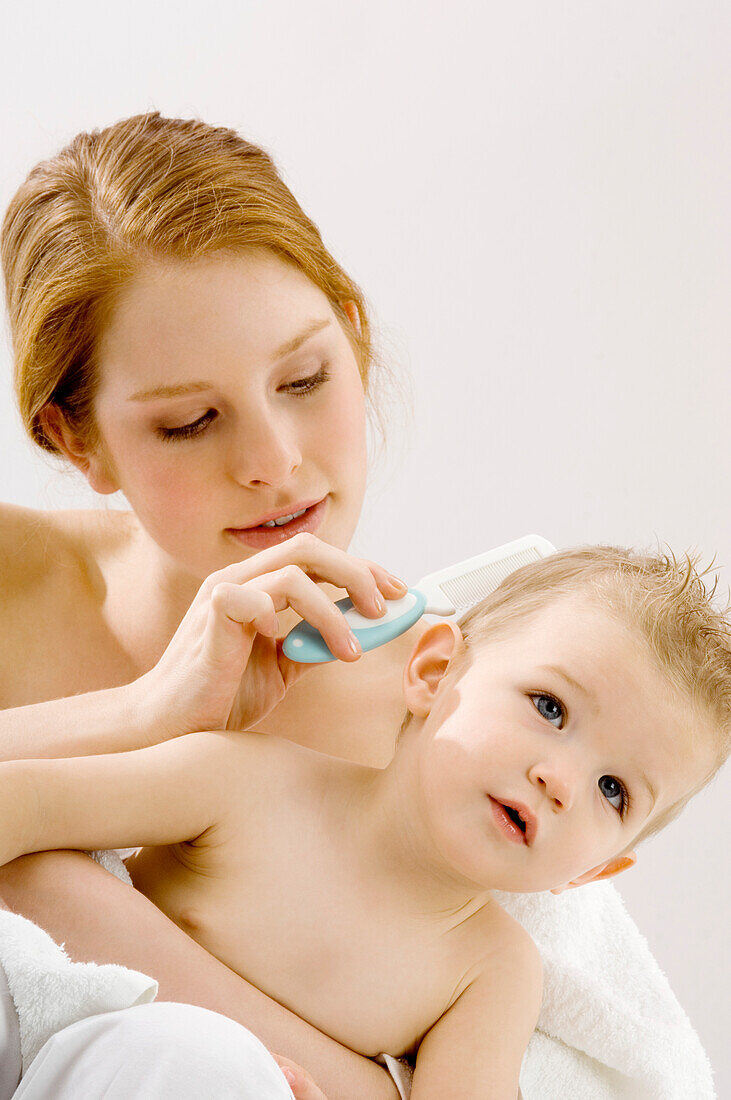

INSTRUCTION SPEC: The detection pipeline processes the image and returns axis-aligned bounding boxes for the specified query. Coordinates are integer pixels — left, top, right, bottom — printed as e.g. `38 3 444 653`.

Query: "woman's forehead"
95 252 339 390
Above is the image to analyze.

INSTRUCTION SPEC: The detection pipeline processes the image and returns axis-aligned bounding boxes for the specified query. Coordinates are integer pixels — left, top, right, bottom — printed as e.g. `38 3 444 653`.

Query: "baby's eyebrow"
541 665 659 810
638 771 658 812
539 665 598 710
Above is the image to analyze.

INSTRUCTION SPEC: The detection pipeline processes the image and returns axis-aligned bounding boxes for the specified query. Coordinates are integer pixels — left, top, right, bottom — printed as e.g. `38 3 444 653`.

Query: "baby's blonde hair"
2 112 375 455
452 545 731 843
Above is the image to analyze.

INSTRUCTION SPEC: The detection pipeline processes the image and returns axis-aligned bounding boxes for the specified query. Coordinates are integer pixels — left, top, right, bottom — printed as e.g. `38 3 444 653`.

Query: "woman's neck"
95 515 203 674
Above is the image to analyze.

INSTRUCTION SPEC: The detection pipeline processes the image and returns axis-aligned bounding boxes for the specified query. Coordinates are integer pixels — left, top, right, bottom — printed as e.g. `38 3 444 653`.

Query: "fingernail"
387 573 407 589
282 1067 296 1085
373 593 385 613
347 632 362 656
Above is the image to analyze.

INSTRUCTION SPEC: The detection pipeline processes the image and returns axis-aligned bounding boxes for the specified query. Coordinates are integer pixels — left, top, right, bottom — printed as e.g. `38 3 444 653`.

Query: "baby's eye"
598 774 627 816
530 693 565 729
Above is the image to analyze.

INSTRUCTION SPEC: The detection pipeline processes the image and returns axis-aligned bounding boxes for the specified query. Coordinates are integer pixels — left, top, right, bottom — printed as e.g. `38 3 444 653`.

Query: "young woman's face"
91 251 369 579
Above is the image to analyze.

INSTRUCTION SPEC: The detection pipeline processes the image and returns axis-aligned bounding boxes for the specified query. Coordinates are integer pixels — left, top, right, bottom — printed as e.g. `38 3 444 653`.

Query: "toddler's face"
413 594 714 894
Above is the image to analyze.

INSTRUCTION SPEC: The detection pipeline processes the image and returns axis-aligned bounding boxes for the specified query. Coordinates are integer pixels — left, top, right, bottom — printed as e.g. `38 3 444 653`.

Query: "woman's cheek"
127 455 211 529
323 381 368 472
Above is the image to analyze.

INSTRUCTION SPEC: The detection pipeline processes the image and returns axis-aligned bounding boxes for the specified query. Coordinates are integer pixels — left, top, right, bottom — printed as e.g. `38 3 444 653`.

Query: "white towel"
496 883 716 1099
0 909 157 1074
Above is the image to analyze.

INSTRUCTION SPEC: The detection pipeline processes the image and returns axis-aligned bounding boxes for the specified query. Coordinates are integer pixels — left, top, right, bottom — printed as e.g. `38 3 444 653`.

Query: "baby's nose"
529 763 574 811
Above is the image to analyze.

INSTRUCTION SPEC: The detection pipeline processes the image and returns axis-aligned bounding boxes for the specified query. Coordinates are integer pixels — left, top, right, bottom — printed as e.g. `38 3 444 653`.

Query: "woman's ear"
39 405 119 495
342 300 362 337
550 852 637 895
402 621 465 719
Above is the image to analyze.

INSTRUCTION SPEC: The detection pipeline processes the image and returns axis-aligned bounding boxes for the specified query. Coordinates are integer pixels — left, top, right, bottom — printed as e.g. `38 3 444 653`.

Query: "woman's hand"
138 533 406 741
273 1054 329 1099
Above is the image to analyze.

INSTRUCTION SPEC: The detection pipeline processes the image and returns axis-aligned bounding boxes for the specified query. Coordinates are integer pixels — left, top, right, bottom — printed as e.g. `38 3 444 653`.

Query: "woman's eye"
282 364 331 397
530 693 565 729
598 774 628 817
156 409 218 442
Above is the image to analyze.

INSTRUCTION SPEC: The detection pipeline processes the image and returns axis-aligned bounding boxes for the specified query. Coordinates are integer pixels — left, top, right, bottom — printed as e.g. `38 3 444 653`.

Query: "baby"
0 545 728 1097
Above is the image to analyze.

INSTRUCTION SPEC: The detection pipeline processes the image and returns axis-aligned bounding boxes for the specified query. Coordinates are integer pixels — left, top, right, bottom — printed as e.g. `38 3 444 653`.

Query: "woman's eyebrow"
273 318 332 360
129 380 214 402
128 320 333 402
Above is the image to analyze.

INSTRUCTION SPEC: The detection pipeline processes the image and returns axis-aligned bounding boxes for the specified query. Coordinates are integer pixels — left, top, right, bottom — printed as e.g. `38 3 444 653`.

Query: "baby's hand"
137 534 406 740
272 1054 329 1099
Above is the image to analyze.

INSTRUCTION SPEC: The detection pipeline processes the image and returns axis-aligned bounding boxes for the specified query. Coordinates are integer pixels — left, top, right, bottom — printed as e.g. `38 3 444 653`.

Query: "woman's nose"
528 762 574 812
227 413 303 489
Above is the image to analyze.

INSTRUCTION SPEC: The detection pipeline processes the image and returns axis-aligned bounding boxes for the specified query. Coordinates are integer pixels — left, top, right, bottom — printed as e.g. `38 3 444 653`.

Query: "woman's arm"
0 679 162 761
0 851 399 1100
0 532 406 762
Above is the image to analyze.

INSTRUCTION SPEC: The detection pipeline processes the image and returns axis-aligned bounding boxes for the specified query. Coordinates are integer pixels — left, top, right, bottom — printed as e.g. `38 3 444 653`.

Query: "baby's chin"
490 869 583 896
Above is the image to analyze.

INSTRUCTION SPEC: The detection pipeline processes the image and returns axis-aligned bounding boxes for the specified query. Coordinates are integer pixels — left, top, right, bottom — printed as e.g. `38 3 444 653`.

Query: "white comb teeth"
418 536 557 617
437 546 548 612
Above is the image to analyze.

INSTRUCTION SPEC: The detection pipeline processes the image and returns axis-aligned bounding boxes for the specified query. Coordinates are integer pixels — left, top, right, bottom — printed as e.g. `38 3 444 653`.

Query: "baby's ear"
550 852 637 895
402 621 464 718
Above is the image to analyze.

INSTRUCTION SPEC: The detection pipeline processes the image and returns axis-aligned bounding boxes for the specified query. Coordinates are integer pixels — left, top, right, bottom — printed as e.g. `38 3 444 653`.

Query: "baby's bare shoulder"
188 730 313 803
469 899 543 990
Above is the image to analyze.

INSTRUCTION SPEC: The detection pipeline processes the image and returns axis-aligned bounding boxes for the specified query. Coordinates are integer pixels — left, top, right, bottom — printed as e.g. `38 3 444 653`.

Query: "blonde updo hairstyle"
1 112 373 456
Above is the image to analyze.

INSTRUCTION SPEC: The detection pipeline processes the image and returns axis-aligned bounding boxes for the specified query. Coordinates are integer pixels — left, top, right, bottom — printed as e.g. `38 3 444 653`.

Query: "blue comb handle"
282 588 428 663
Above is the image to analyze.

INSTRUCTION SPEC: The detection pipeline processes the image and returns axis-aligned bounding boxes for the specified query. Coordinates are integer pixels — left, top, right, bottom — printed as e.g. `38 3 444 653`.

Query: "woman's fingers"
210 583 279 637
209 568 364 662
204 533 407 620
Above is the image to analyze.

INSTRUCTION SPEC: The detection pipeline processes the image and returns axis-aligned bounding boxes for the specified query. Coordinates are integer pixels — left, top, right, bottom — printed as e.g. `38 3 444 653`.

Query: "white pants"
1 982 295 1100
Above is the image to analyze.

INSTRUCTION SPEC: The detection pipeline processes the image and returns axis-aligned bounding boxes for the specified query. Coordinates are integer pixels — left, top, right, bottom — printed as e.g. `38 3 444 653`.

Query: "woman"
0 112 416 1098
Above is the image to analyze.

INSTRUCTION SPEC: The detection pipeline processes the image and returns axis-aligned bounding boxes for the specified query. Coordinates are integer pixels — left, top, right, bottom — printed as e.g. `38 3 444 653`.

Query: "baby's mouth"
488 796 537 846
504 805 527 835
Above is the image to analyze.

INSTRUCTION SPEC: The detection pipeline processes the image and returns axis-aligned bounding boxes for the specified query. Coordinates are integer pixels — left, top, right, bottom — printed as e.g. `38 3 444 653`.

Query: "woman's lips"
225 497 327 549
488 796 530 846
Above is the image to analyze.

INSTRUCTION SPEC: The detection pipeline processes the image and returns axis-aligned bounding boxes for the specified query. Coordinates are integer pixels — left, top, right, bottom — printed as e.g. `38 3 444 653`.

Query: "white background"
1 1 729 1091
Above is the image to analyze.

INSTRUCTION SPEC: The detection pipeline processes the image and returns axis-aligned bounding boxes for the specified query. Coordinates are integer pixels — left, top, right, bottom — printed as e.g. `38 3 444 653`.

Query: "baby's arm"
411 928 542 1099
0 730 234 866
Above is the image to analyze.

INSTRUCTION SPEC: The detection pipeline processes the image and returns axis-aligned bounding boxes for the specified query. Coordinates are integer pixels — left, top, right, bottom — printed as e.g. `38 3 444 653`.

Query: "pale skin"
0 250 431 1099
0 585 711 1098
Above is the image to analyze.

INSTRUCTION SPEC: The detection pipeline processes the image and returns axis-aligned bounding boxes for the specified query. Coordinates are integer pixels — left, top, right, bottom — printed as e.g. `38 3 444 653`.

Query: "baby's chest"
150 842 480 1057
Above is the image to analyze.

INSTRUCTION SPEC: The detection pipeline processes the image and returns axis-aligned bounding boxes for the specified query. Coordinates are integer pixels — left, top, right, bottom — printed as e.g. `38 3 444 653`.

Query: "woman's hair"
1 112 374 454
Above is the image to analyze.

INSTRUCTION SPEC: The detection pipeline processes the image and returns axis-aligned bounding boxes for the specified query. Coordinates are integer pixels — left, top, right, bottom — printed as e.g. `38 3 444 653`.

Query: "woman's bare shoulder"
0 502 136 591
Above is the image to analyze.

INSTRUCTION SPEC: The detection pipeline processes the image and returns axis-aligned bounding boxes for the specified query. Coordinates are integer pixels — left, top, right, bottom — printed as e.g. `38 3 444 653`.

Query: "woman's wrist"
0 680 172 762
125 672 183 748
